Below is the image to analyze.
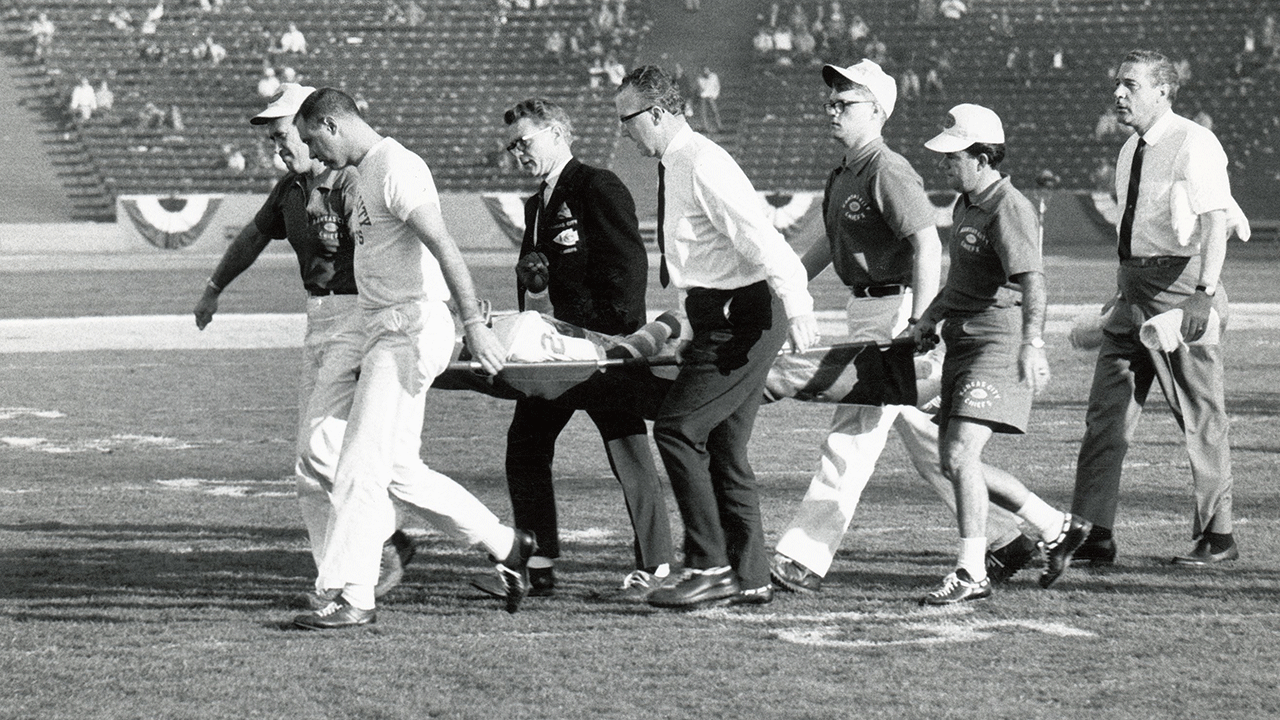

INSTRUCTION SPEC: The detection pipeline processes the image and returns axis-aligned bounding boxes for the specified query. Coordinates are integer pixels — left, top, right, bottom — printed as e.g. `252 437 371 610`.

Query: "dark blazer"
517 157 648 335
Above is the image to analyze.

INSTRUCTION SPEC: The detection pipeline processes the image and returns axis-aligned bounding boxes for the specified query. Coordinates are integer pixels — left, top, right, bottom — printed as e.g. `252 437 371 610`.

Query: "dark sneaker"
770 554 822 593
919 568 993 606
494 529 537 614
374 530 417 598
985 534 1040 585
1171 537 1239 566
731 584 775 606
617 569 666 601
293 598 376 630
1040 514 1093 589
647 567 740 609
292 588 340 611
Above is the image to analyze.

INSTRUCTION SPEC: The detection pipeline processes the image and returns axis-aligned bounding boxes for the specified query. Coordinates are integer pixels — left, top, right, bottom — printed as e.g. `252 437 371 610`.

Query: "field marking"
0 434 200 454
153 477 294 498
697 604 1096 649
0 407 66 420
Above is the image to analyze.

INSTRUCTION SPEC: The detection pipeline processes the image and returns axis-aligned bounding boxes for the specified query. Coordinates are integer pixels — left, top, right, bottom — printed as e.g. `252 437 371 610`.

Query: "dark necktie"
1117 137 1146 261
657 162 669 288
534 180 548 243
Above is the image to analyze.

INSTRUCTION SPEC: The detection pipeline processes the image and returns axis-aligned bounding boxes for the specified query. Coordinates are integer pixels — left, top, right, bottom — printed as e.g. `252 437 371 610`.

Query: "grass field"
2 244 1279 719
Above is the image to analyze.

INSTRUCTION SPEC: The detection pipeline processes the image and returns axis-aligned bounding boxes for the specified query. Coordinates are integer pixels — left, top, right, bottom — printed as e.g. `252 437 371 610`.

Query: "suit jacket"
517 157 648 335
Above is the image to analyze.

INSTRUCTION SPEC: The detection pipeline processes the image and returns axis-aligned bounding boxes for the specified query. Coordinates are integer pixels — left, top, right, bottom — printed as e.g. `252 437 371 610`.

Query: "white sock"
958 537 987 583
342 585 375 611
651 563 670 578
1017 493 1067 543
527 555 553 570
483 526 517 562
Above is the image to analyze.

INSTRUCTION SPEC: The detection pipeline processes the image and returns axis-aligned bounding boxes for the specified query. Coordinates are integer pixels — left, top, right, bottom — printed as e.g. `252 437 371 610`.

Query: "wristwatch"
1023 337 1045 349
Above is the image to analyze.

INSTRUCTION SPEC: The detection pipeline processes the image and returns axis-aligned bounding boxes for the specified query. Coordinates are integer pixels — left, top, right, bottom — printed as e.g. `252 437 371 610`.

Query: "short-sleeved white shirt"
1116 110 1232 256
350 137 450 309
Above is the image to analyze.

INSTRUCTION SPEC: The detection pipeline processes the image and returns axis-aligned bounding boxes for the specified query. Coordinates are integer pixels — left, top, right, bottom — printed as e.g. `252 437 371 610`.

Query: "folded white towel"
1139 308 1221 351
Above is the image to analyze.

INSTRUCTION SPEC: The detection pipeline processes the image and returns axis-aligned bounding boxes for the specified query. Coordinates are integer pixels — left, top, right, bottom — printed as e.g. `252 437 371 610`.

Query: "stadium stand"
2 0 1276 225
2 0 645 220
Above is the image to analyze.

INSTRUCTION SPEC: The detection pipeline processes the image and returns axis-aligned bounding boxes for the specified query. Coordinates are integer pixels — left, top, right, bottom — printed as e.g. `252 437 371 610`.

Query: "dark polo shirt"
822 137 935 290
254 168 359 295
939 174 1042 316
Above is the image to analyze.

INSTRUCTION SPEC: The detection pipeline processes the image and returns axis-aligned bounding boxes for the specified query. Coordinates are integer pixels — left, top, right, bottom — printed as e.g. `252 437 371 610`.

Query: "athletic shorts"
936 306 1032 435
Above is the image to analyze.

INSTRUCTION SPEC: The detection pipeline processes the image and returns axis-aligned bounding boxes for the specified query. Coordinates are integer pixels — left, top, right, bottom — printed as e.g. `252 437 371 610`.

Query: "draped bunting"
120 195 224 250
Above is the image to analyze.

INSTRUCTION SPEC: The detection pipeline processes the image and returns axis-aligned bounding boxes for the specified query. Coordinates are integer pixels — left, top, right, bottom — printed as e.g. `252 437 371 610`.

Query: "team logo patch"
958 225 987 253
311 213 348 250
842 193 870 222
960 379 1001 409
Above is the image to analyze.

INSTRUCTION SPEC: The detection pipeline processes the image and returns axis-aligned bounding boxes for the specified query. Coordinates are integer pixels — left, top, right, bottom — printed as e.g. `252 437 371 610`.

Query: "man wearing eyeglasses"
615 65 819 609
769 60 1036 597
473 97 675 600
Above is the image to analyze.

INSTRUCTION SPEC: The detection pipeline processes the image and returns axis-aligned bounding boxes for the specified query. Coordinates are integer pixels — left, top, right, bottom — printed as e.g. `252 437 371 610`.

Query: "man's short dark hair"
504 97 574 141
617 65 684 114
964 142 1006 168
1122 49 1179 103
296 87 361 123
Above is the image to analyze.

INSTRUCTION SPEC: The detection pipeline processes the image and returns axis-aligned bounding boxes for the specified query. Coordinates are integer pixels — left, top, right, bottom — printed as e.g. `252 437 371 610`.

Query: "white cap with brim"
822 59 897 119
924 103 1005 153
250 83 316 125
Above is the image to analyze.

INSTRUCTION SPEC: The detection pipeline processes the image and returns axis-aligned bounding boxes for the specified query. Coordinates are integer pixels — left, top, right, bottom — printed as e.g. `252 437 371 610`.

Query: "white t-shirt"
350 137 450 309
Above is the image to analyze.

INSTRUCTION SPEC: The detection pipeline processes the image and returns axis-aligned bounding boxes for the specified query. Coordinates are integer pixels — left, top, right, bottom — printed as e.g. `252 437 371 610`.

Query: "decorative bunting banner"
119 194 224 250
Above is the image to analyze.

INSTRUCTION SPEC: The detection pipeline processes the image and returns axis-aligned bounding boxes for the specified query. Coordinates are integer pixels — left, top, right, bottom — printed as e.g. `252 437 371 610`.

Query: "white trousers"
293 294 362 585
313 300 511 604
774 293 1021 577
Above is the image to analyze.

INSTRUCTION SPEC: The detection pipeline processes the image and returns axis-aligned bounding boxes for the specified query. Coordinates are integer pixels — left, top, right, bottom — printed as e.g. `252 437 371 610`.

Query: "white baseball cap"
924 104 1005 153
250 83 316 125
822 59 896 119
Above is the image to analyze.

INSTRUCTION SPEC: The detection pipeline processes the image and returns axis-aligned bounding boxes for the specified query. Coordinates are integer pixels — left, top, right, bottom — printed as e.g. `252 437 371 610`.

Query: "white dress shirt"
658 124 813 320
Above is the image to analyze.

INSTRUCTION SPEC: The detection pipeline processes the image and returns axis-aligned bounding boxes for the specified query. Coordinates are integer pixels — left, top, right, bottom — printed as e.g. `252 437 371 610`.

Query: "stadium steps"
0 32 114 222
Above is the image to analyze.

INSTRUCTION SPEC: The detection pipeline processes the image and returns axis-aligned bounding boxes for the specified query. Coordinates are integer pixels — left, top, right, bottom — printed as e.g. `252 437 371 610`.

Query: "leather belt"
308 288 358 297
851 283 907 298
1119 256 1187 268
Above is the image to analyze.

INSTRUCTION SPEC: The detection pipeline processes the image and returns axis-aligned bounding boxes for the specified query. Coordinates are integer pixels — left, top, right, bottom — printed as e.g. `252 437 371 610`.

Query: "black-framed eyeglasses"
619 106 657 123
505 125 554 154
823 99 875 115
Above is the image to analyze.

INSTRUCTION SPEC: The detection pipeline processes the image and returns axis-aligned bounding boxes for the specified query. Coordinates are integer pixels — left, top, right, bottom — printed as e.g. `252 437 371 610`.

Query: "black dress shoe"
374 530 417 598
493 529 538 613
985 534 1040 584
1172 537 1239 566
770 554 822 593
529 566 556 596
1040 514 1092 589
647 567 740 609
1073 537 1118 566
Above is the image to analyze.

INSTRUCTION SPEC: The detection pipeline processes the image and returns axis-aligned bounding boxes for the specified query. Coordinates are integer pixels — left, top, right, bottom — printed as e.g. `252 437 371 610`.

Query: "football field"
2 245 1279 719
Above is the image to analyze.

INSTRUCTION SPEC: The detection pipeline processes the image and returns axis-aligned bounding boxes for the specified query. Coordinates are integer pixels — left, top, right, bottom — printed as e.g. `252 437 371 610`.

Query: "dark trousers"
1071 258 1233 538
653 282 787 589
506 397 674 569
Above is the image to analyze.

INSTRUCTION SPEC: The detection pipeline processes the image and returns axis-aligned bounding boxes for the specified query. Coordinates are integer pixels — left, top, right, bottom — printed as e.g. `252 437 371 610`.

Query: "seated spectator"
169 104 184 132
69 78 97 123
865 36 888 65
847 14 869 44
29 12 55 58
280 23 307 54
1090 158 1116 194
1193 110 1214 131
206 36 227 66
899 67 921 99
772 25 794 64
753 24 774 56
137 102 167 129
545 29 566 62
604 53 627 87
280 67 299 84
108 7 133 31
257 67 280 98
406 1 426 26
1051 46 1065 71
223 144 246 173
793 25 816 59
939 0 967 21
140 2 164 35
1093 108 1126 140
588 57 606 89
95 80 115 114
